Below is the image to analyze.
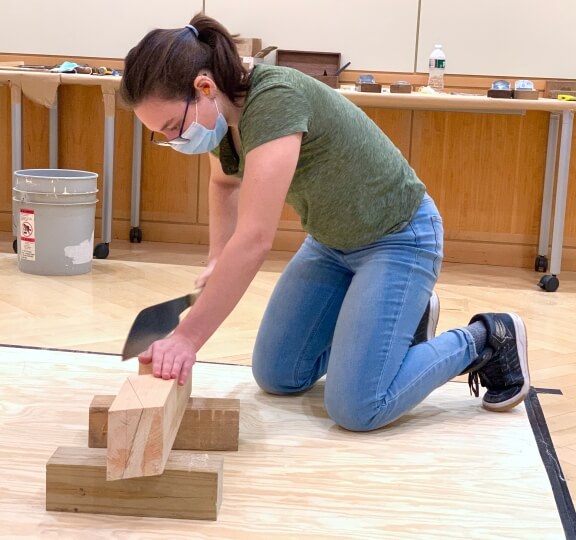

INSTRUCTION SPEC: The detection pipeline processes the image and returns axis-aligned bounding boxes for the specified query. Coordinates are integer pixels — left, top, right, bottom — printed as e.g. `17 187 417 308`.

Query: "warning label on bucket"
19 208 36 261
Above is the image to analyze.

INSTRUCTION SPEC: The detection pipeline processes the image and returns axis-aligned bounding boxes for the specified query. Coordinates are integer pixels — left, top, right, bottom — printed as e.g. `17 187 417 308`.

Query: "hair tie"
185 24 199 38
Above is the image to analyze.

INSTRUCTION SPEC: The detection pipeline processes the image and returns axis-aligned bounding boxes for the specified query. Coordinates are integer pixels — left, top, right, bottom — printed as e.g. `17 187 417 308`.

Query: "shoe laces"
467 348 494 398
468 372 480 397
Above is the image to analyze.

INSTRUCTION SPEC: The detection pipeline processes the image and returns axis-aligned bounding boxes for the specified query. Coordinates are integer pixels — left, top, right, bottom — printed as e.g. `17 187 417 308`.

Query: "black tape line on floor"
0 343 119 357
534 387 564 395
0 343 246 368
526 387 576 539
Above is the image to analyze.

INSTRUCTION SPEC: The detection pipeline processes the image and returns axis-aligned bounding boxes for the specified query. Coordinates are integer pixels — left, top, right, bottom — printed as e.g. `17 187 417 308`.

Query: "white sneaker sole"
482 312 531 412
426 291 440 341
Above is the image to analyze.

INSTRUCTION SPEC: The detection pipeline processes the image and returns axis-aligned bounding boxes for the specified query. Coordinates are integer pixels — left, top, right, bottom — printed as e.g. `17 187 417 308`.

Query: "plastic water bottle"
428 44 446 91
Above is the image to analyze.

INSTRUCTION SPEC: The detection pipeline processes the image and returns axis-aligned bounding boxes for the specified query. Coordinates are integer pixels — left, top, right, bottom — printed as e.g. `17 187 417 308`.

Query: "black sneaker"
464 313 530 412
412 291 440 345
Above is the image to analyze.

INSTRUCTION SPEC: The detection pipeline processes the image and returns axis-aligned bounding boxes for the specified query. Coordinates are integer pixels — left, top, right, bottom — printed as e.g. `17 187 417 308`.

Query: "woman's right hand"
195 258 217 289
138 332 197 385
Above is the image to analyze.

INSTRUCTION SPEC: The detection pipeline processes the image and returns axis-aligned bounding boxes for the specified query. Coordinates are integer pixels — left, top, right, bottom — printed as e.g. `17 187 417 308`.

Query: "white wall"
417 0 576 79
1 0 575 79
0 0 203 58
205 0 420 73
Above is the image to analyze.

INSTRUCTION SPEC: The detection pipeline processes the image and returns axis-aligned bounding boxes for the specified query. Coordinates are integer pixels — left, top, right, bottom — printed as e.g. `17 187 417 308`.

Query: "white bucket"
12 169 99 276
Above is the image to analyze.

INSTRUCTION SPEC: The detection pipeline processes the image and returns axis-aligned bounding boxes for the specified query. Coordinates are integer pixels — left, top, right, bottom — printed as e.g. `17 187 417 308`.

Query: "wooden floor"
1 233 575 528
0 346 565 538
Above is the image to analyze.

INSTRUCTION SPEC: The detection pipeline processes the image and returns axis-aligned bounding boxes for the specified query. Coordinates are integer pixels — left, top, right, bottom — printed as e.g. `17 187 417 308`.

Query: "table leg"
10 85 22 238
130 117 143 243
101 112 115 246
536 113 559 269
48 96 58 169
549 110 574 277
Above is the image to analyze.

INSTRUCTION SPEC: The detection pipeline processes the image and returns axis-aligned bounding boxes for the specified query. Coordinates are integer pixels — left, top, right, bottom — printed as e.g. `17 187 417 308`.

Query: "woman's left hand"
138 332 197 385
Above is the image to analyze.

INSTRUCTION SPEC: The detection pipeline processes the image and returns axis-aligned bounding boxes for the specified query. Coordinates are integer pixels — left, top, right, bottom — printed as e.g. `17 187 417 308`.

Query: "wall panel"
0 0 203 59
418 0 576 78
201 0 419 73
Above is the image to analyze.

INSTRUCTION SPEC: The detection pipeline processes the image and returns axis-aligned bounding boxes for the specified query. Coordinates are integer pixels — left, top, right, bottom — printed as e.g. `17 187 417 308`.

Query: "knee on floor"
251 364 308 396
324 396 397 432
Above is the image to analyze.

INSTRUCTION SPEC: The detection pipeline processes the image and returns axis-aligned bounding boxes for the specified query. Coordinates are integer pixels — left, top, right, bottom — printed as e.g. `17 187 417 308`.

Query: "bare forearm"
174 231 269 350
140 134 302 385
208 179 239 259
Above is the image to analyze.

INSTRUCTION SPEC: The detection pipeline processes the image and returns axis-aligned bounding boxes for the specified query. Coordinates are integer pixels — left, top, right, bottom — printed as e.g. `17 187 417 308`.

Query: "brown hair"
120 13 250 107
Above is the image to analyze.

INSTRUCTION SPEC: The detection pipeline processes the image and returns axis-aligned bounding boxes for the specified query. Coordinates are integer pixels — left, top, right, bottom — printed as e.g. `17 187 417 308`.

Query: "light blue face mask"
173 99 229 155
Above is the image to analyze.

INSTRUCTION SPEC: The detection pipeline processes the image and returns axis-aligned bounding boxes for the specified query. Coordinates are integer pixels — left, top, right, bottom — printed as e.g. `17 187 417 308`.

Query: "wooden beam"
106 373 191 481
46 446 223 520
89 394 240 451
138 361 153 375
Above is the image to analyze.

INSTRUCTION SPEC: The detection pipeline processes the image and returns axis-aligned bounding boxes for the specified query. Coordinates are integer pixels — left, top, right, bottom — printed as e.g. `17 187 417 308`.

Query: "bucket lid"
14 169 98 180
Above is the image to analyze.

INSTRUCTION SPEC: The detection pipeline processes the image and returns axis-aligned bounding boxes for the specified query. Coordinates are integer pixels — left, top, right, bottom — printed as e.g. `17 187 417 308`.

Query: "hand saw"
121 289 201 360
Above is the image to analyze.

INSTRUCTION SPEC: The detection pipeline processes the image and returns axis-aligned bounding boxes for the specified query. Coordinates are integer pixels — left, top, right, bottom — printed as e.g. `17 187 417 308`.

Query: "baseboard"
2 211 575 270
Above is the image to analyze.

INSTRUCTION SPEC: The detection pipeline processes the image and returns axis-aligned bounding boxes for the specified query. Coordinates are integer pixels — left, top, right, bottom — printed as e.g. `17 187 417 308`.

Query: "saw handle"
185 288 202 307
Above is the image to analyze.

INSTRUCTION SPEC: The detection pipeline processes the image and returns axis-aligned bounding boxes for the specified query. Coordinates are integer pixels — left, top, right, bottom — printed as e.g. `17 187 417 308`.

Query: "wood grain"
363 107 413 160
2 71 576 268
1 232 576 526
0 346 565 538
90 395 240 451
22 95 49 169
106 373 192 480
46 446 223 520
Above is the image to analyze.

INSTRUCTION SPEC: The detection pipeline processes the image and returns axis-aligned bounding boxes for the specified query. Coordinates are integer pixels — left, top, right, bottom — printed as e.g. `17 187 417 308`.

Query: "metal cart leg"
129 117 143 243
10 84 23 253
534 112 559 273
538 110 574 292
93 92 115 260
49 96 58 169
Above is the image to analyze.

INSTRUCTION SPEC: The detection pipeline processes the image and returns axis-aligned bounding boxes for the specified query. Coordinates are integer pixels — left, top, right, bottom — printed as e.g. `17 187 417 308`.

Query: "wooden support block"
106 373 192 481
46 446 223 520
138 361 153 375
89 395 240 451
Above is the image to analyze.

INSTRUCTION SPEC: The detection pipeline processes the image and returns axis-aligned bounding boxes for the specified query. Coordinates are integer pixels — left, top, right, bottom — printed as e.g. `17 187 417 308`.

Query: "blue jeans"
252 194 478 431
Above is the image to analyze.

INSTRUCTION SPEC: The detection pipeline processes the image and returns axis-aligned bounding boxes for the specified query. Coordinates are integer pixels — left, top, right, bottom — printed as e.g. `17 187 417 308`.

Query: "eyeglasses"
150 97 192 147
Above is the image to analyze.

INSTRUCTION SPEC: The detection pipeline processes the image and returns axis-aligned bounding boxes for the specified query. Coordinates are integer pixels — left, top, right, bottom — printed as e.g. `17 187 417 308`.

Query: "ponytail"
120 13 251 107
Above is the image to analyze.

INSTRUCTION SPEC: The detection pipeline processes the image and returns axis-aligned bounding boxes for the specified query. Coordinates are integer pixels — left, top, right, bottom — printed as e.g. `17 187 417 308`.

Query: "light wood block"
106 374 192 481
46 446 223 520
0 345 567 537
138 361 153 375
2 248 576 530
89 395 240 451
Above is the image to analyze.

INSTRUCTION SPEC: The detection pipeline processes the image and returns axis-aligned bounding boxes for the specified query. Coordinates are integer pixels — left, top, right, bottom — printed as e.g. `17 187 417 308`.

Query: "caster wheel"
538 274 559 292
129 227 143 243
12 239 17 254
93 243 110 259
534 255 548 273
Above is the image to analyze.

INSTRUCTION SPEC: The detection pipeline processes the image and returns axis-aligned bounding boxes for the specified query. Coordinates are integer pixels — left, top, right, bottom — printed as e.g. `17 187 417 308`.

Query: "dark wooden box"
355 82 382 93
487 89 513 99
513 89 539 100
276 50 341 88
545 80 576 99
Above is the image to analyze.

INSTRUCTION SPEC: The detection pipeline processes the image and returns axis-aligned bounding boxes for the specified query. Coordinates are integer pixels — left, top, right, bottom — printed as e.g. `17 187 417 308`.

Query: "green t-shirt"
214 64 425 250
